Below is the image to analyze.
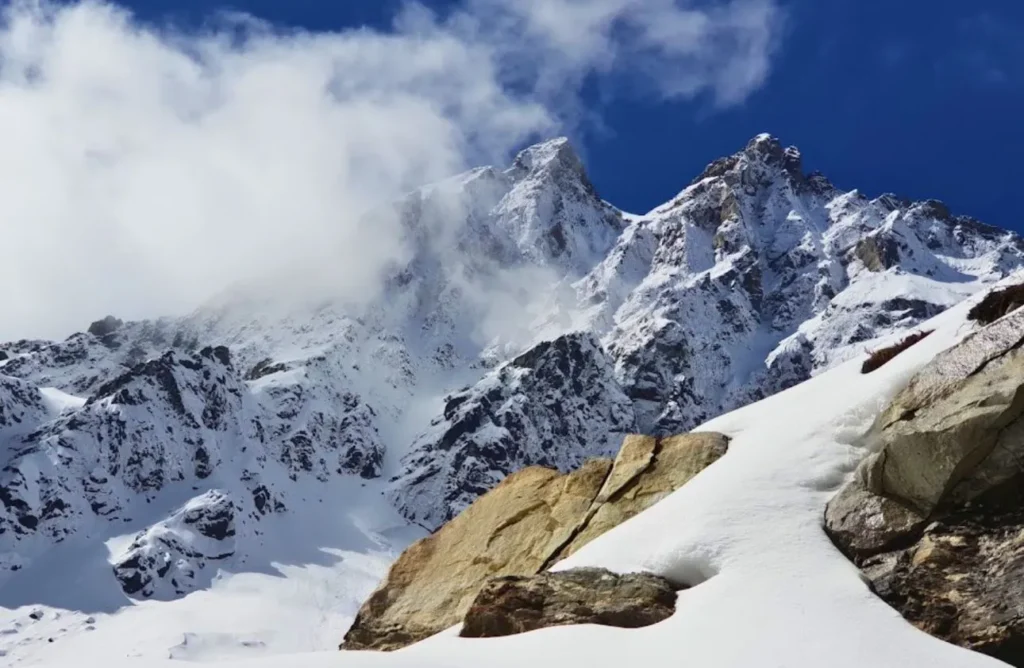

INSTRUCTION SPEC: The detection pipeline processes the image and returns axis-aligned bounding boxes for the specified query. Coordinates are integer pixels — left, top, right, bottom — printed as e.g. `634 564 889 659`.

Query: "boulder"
824 476 926 559
864 481 1024 666
826 301 1024 665
341 460 613 651
861 306 1024 516
342 432 728 651
460 568 678 639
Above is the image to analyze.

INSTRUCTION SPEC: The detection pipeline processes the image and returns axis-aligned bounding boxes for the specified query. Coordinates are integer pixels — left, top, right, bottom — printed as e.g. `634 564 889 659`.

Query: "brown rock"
460 568 678 639
824 477 927 559
342 432 728 651
552 433 730 563
868 482 1024 666
863 307 1024 516
341 460 612 651
825 303 1024 666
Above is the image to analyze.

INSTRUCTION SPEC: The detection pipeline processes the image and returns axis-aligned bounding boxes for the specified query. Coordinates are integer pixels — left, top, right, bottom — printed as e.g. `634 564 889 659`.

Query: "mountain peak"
742 133 803 174
510 137 583 177
689 133 810 189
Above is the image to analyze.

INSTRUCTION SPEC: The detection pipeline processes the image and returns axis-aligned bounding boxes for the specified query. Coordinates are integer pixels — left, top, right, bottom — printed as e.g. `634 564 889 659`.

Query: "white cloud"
0 0 781 341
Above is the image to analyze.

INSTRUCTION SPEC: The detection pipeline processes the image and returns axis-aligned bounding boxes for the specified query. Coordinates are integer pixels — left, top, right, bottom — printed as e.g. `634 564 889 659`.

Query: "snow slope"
32 273 1022 668
0 480 422 665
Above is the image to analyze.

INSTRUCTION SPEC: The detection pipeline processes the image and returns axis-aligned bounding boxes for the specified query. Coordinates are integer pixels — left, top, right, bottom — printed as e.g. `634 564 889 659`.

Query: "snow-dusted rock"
388 333 636 530
578 135 1024 433
0 318 193 396
112 490 237 599
0 345 383 583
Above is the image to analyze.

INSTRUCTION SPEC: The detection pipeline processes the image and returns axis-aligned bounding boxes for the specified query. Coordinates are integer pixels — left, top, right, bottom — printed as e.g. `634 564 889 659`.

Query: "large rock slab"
551 432 730 562
342 459 613 651
863 306 1024 516
460 568 678 639
342 432 728 651
826 298 1024 665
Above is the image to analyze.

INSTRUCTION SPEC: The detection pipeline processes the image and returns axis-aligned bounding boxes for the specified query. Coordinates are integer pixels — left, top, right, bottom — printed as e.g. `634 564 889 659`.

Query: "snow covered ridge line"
386 133 1024 529
1 132 1023 610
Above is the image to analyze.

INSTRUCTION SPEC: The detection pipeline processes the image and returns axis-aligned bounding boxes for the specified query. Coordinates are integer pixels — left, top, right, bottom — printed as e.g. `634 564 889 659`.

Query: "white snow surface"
10 276 1018 668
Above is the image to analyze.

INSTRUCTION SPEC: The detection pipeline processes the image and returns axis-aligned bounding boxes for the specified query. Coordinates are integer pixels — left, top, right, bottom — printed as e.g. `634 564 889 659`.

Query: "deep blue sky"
122 0 1023 230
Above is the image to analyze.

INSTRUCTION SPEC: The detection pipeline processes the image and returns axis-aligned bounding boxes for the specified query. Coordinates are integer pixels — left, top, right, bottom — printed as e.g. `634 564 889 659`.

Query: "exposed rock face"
823 475 926 558
825 298 1024 665
864 306 1024 516
551 432 730 563
343 461 614 651
969 283 1024 325
854 235 901 272
343 432 726 651
460 568 678 639
392 134 1024 531
112 490 237 599
0 345 382 583
389 333 637 531
865 482 1024 666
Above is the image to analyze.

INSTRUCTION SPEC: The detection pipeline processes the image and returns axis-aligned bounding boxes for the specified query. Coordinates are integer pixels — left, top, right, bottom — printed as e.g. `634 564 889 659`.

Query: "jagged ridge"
2 133 1022 586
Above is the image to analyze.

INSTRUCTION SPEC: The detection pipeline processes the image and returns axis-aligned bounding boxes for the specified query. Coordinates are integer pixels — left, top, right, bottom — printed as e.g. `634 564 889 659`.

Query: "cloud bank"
0 0 781 341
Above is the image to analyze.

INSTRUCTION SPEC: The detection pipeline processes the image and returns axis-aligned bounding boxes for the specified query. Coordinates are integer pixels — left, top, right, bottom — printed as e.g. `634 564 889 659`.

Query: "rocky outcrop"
460 568 678 639
969 282 1024 325
825 298 1024 665
87 315 125 345
389 332 637 531
862 306 1024 516
0 346 383 585
342 432 727 651
112 490 237 599
342 460 613 652
854 235 901 272
864 483 1024 665
550 432 729 563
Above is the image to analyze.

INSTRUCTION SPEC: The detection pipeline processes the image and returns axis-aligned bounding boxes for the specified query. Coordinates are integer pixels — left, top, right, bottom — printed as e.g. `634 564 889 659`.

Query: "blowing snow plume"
0 0 782 342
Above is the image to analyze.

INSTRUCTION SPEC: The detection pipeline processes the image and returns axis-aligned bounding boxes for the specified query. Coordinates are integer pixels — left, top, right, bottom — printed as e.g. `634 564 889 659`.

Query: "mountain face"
0 343 383 593
388 134 1024 529
390 333 636 530
2 134 1022 591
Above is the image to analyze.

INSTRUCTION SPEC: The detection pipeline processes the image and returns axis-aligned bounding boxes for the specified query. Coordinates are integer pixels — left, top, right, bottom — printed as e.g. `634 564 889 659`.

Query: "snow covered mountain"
389 134 1024 528
2 132 1022 607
